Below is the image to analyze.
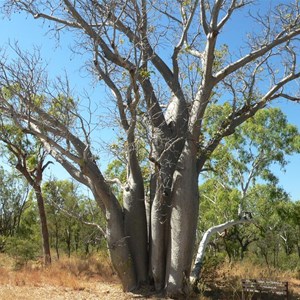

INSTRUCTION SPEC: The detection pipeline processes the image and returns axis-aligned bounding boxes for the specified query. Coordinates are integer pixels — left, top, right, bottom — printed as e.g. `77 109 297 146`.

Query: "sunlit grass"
0 252 116 290
0 253 299 299
199 259 300 299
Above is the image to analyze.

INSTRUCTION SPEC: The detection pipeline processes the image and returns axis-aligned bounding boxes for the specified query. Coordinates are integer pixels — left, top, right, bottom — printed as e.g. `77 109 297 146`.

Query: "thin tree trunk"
66 227 71 258
55 223 60 260
15 160 52 265
34 187 51 265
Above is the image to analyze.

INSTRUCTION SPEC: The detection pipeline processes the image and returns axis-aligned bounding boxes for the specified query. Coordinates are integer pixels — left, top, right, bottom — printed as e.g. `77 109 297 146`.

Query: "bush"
4 236 40 267
278 252 300 271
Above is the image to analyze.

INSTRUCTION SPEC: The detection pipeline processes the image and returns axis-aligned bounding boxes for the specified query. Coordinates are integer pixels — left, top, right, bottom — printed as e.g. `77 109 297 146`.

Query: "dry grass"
199 260 300 299
0 252 117 288
0 253 299 299
0 252 129 299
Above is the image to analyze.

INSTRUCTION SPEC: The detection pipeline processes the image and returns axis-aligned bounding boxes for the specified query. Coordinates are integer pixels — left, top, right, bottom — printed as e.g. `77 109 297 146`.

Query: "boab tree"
1 0 300 297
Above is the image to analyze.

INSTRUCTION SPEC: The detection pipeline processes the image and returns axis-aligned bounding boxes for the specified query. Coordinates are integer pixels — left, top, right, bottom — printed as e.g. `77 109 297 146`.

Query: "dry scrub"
0 253 299 299
0 253 131 300
200 260 300 299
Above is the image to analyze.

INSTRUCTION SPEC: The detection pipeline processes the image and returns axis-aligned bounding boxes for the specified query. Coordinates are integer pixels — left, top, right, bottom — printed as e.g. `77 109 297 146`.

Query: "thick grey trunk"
150 190 169 291
123 131 148 285
105 200 137 291
84 162 137 292
146 172 156 281
150 151 183 291
123 177 148 284
190 218 253 286
165 141 199 297
149 94 188 292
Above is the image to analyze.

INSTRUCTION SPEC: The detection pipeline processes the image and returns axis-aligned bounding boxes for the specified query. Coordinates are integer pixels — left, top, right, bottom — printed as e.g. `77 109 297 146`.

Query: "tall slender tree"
0 122 52 265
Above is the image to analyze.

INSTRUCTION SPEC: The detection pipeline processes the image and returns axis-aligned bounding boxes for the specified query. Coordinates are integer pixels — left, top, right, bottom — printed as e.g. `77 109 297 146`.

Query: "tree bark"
150 189 169 291
165 141 199 297
34 186 51 265
190 218 252 287
123 172 148 285
84 162 137 291
105 198 138 291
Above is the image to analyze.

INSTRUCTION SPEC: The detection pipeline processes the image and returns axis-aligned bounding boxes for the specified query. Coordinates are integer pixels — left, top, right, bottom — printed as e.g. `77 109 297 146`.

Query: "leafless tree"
1 0 300 297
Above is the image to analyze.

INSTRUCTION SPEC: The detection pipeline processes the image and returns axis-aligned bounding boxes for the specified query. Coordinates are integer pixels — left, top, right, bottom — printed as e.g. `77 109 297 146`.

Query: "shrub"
4 236 40 267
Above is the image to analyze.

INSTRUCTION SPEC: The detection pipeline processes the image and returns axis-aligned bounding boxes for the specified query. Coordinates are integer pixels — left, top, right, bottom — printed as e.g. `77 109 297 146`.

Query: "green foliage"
199 178 240 228
199 107 300 270
213 44 229 73
1 84 22 100
42 179 105 256
16 198 40 239
48 94 76 123
202 102 233 138
205 107 300 189
0 167 29 237
139 68 152 79
4 235 40 267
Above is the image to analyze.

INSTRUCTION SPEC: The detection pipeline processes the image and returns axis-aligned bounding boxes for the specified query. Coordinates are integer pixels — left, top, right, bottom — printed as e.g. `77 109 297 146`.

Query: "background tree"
43 179 105 258
0 167 29 248
277 200 300 259
0 119 52 265
1 1 300 297
191 107 300 283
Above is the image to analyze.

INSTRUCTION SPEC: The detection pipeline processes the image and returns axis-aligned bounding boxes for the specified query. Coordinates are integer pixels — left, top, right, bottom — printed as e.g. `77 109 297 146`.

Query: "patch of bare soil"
0 282 130 300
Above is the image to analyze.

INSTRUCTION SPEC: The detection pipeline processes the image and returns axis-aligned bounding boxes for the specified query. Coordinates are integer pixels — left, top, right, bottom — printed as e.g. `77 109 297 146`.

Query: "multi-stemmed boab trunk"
1 0 300 297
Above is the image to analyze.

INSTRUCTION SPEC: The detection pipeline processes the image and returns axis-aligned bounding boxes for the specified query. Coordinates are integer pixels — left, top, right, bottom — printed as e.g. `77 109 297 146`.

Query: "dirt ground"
1 277 300 300
0 282 139 300
0 253 299 300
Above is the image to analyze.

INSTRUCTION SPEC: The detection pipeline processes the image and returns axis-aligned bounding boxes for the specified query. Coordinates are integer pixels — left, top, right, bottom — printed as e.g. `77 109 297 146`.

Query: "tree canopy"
1 0 300 297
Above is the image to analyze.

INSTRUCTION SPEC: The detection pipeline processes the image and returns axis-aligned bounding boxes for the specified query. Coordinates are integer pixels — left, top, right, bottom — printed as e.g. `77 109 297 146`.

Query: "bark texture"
34 186 51 265
166 142 199 297
123 166 148 284
190 218 253 286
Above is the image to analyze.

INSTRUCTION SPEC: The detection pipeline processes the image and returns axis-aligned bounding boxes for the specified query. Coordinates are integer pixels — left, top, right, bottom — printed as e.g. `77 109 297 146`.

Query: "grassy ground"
199 259 300 299
0 253 299 299
0 252 130 300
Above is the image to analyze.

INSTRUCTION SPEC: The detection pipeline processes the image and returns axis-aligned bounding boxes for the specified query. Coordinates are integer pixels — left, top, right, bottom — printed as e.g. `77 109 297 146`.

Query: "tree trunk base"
128 283 199 300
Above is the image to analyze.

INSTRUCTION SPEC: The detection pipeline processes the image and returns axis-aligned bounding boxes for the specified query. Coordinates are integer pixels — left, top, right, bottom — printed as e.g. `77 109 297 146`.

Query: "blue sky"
1 3 300 201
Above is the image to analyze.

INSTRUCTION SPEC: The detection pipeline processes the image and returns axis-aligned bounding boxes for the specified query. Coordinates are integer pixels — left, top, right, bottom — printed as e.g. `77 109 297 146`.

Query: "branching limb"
215 27 300 83
190 217 253 286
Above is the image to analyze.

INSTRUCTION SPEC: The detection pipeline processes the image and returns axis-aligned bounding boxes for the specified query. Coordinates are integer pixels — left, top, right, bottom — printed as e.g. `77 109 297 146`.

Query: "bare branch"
200 0 209 35
34 12 80 28
215 27 300 83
